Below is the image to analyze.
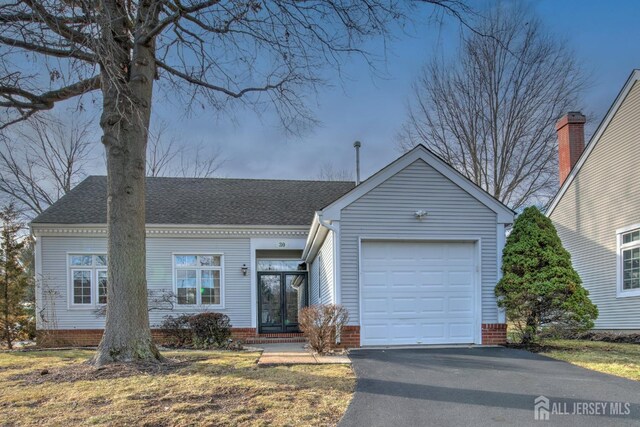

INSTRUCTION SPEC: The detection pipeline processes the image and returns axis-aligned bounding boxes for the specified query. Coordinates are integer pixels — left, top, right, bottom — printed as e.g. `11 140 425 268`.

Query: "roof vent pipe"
354 140 361 185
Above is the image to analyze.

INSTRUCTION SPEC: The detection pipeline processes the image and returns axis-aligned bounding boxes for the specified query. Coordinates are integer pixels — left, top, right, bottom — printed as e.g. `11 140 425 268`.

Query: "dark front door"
258 272 308 333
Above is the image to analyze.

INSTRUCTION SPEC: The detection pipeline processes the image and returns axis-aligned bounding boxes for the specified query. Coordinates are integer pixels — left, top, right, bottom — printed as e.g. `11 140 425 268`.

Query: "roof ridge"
85 175 354 184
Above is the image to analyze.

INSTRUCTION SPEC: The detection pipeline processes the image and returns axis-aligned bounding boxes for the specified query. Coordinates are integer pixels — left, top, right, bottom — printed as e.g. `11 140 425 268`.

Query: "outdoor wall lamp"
241 264 248 276
414 209 428 220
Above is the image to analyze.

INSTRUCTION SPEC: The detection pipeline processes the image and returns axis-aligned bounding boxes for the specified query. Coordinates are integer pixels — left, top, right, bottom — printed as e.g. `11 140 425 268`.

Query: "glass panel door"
259 274 283 332
284 273 307 332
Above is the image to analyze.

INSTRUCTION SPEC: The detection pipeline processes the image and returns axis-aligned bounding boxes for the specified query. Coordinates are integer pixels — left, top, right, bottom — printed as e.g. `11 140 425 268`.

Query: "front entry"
258 272 308 333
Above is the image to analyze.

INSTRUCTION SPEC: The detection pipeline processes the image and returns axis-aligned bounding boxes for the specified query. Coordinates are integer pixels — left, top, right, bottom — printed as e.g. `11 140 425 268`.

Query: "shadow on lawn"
6 350 353 395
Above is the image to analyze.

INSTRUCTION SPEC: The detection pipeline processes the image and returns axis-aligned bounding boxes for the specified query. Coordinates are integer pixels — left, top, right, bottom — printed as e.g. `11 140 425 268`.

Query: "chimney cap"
556 112 586 130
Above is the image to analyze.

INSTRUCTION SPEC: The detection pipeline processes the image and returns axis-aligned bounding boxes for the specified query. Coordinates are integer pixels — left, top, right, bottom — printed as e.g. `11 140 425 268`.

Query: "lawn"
0 349 354 426
539 339 640 381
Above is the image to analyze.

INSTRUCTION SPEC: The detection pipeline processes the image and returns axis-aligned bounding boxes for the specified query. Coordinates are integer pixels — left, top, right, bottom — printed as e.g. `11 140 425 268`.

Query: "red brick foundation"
482 323 507 345
37 328 259 348
335 326 360 348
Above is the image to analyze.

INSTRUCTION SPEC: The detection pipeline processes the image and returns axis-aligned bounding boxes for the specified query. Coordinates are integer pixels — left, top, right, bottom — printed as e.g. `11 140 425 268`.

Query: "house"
548 69 640 331
32 145 514 347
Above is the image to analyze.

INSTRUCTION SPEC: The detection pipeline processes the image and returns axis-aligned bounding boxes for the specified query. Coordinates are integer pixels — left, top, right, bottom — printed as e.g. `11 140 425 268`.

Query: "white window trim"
67 252 107 309
616 224 640 298
172 252 225 309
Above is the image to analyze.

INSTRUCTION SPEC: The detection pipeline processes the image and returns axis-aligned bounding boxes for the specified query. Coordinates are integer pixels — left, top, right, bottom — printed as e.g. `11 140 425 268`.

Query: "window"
617 226 640 297
69 254 107 306
174 254 223 306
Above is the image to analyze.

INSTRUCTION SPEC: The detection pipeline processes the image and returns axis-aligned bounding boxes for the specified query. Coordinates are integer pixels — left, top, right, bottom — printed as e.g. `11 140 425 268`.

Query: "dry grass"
0 349 355 426
539 340 640 381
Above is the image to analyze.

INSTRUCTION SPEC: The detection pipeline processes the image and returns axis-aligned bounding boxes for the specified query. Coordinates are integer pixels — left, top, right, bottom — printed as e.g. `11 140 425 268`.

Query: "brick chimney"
556 112 586 186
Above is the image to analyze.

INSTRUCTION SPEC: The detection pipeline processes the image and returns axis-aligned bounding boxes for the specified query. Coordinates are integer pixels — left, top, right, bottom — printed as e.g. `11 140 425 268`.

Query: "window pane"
623 230 640 244
175 255 197 267
70 255 92 266
73 270 92 304
622 247 640 290
176 269 197 304
95 255 107 266
199 255 213 266
177 288 197 305
201 270 220 304
256 259 304 271
176 269 197 287
97 270 108 304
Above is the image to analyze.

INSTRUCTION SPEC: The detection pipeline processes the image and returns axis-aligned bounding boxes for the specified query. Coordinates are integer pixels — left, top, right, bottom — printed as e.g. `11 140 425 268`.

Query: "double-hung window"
69 254 107 306
174 255 223 306
617 226 640 297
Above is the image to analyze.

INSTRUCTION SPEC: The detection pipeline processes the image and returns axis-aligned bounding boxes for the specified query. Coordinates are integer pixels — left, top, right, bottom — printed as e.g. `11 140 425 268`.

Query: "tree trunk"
4 267 12 349
92 0 162 366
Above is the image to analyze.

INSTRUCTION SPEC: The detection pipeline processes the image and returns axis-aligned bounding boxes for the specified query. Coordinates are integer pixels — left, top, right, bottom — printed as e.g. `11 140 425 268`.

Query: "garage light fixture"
414 210 428 220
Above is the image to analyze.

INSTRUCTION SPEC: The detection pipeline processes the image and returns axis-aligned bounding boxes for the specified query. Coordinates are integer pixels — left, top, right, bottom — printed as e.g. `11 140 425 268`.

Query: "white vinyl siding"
339 159 498 325
309 258 321 305
550 81 640 329
308 231 336 305
36 232 300 330
318 231 335 304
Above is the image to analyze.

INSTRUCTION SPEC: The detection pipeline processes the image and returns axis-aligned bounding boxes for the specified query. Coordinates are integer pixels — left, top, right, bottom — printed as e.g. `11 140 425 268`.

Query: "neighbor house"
32 145 514 347
548 69 640 331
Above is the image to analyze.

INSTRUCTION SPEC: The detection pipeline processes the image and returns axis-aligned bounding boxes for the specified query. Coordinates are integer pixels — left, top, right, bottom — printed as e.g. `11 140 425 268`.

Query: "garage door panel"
361 241 477 346
419 297 445 313
421 323 445 340
362 297 388 315
448 297 473 313
390 297 419 314
449 323 475 338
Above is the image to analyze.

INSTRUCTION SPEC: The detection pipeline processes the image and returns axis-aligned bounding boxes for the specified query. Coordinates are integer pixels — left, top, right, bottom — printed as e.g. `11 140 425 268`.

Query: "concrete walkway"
254 343 351 366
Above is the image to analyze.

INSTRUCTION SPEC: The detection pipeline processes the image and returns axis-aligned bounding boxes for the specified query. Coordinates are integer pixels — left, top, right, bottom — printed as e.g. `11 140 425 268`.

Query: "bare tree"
147 124 224 178
0 115 95 217
398 5 588 210
0 0 472 365
316 162 353 182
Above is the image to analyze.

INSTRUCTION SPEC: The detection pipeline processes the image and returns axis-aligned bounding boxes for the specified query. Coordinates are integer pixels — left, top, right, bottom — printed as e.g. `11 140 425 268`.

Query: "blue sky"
150 0 640 181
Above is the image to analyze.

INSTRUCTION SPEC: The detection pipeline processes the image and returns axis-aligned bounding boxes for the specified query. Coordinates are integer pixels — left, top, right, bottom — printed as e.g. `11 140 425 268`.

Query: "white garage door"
360 241 477 346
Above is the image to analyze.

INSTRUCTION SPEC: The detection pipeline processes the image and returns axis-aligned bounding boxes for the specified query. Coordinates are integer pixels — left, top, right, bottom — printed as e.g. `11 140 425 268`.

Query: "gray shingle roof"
31 176 355 226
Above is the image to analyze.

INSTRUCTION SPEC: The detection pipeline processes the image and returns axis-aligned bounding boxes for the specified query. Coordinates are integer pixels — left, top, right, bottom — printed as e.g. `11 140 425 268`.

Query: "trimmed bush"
161 314 192 347
188 312 232 348
495 206 598 344
299 304 349 354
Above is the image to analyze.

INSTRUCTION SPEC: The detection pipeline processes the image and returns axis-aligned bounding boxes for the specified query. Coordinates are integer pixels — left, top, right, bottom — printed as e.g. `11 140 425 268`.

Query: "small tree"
0 203 30 349
496 207 597 344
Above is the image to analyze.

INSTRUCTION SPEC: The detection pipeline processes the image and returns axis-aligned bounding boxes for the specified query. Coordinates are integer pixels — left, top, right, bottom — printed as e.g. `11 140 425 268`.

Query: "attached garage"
360 240 479 346
303 145 515 347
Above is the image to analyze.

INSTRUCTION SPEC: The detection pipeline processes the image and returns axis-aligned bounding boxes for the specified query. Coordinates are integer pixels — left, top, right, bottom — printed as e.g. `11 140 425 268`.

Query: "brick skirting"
37 328 258 348
38 324 501 348
481 323 507 345
335 325 360 348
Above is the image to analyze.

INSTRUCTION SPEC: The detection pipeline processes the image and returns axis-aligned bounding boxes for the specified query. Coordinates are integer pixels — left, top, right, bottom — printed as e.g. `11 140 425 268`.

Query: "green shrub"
161 314 192 347
188 312 232 348
495 206 598 345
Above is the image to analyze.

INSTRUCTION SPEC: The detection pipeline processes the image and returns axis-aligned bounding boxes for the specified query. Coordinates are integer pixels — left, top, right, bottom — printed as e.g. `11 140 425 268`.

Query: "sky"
56 0 640 182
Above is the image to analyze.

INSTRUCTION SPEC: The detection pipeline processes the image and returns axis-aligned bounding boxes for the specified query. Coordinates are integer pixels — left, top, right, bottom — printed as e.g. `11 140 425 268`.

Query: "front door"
258 272 308 333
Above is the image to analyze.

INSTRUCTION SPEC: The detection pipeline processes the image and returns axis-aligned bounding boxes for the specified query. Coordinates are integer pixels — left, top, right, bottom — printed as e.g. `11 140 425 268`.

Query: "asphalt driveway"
340 347 640 427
